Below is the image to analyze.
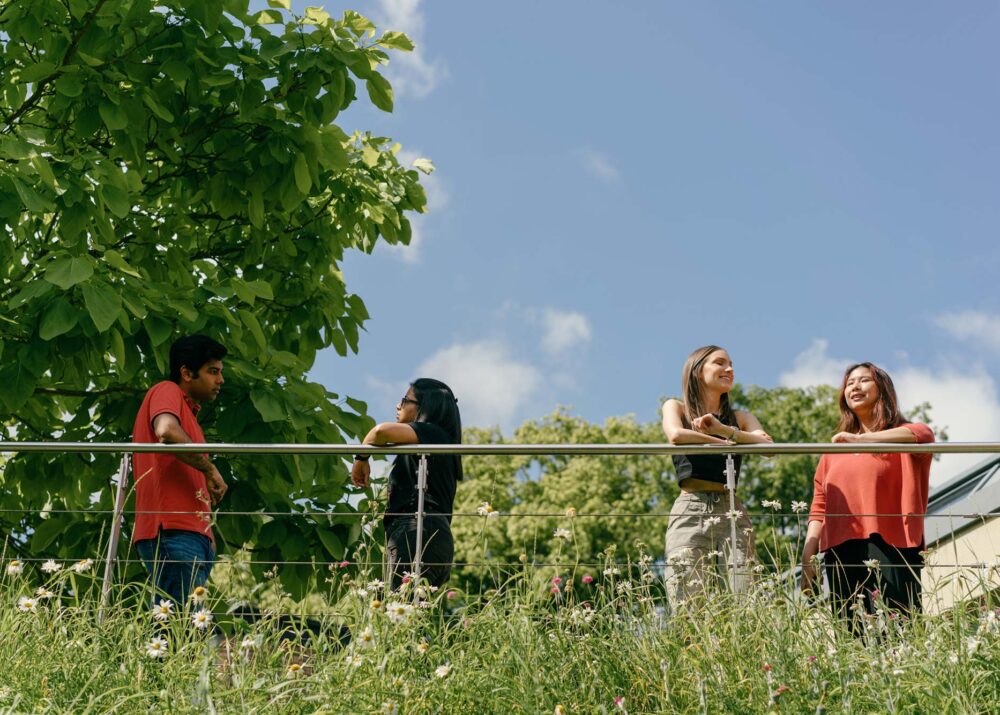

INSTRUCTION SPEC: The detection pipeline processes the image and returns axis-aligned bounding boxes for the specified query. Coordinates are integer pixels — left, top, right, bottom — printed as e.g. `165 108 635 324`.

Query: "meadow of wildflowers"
2 543 999 714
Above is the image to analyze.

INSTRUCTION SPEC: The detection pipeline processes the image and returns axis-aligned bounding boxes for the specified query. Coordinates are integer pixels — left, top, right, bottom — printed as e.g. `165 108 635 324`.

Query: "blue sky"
278 1 999 484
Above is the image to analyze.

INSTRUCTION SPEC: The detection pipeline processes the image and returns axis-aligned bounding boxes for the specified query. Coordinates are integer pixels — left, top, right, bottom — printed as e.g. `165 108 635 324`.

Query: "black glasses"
399 396 419 407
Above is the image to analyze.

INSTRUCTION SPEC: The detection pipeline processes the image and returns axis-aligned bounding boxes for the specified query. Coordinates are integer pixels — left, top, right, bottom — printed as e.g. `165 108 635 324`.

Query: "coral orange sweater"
808 423 934 551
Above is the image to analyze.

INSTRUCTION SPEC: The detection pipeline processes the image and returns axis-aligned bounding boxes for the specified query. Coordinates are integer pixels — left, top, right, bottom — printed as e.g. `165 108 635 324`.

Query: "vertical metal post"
725 453 738 592
98 454 130 625
412 453 428 581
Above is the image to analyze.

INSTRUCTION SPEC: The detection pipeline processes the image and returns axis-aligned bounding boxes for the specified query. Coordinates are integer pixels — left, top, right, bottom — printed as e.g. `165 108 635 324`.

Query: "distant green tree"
451 410 675 592
0 0 428 596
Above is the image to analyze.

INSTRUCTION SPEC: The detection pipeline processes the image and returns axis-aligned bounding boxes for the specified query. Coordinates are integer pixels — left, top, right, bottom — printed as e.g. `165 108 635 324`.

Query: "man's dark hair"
169 335 228 382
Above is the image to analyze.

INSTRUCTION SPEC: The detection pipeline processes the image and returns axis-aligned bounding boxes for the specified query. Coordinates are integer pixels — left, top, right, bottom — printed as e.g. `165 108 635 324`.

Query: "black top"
384 421 461 529
671 412 743 487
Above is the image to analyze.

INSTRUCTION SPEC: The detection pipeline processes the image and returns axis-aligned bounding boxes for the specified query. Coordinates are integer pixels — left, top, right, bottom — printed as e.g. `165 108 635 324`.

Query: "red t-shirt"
131 381 213 544
809 423 934 552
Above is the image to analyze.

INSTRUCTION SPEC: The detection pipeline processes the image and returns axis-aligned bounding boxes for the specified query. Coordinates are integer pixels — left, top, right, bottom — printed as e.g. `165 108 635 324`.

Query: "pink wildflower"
582 574 594 584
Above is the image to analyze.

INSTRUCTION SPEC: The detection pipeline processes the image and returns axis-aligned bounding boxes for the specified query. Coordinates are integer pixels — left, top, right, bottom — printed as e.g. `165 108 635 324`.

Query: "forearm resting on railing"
799 519 823 594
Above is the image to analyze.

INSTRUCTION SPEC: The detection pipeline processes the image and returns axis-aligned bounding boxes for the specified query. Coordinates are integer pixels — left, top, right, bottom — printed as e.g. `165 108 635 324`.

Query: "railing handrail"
2 441 999 455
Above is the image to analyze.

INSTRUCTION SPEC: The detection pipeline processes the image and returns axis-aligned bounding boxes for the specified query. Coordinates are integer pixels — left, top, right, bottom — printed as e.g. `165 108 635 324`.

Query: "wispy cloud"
373 0 447 98
540 308 592 357
578 147 620 183
932 310 1000 354
778 338 851 388
416 340 542 429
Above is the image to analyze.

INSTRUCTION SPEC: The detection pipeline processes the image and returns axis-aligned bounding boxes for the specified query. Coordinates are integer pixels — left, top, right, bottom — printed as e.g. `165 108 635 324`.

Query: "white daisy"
41 560 61 574
17 596 37 612
434 662 452 678
553 528 572 540
151 600 174 621
71 559 94 574
145 637 168 658
191 609 213 630
357 626 376 649
5 560 24 576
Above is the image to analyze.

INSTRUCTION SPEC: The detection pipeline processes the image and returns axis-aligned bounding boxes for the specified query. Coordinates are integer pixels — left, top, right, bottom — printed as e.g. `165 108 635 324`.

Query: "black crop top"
671 412 743 486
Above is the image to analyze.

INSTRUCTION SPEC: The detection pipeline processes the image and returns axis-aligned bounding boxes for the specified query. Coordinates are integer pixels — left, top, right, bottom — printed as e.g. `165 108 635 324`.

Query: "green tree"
0 0 428 596
451 410 676 592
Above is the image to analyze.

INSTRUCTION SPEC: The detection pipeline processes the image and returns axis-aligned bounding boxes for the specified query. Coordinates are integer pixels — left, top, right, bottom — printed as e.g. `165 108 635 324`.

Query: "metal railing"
2 440 1000 621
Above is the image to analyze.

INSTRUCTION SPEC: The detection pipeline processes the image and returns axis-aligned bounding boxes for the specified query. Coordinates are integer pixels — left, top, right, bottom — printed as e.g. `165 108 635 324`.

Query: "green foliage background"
0 0 427 596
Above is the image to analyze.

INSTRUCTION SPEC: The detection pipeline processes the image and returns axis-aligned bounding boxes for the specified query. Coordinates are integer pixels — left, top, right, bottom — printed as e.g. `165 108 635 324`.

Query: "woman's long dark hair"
836 362 906 433
680 345 735 426
410 377 463 480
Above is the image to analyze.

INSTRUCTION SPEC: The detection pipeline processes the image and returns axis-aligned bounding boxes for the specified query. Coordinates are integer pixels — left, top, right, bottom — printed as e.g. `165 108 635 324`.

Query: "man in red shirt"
132 335 228 606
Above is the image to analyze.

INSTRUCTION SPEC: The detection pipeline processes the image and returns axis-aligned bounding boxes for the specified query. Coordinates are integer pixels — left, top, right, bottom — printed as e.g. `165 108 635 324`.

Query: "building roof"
925 454 1000 545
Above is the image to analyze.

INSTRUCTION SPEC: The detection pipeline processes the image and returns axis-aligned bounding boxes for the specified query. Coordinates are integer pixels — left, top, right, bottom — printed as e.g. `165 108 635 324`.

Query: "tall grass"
2 546 999 714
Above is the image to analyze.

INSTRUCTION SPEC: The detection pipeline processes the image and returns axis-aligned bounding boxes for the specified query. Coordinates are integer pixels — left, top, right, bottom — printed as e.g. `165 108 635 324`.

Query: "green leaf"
100 184 131 218
250 389 287 422
39 297 80 340
316 528 344 559
293 153 311 194
9 279 53 308
45 256 94 290
248 190 264 228
20 61 57 84
103 250 142 278
98 101 128 131
266 0 290 7
55 74 84 97
255 9 282 24
145 315 172 346
13 178 50 212
142 92 175 122
378 31 415 52
0 361 37 412
412 157 435 174
81 281 123 332
365 72 394 112
31 156 58 190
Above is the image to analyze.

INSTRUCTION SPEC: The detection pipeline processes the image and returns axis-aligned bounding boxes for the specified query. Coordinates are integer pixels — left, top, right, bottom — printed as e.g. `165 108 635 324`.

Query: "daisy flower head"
190 586 208 604
370 598 383 611
565 507 577 518
386 602 414 624
152 600 174 621
726 510 742 520
145 636 168 658
555 706 567 715
477 502 498 518
791 501 808 513
41 559 61 574
761 499 782 511
240 636 257 652
287 662 304 678
415 639 430 655
434 662 452 679
5 560 24 576
382 702 399 715
35 587 54 599
17 596 37 612
71 559 94 574
704 516 722 528
191 609 213 630
345 654 364 668
358 626 376 649
863 559 880 570
553 528 572 540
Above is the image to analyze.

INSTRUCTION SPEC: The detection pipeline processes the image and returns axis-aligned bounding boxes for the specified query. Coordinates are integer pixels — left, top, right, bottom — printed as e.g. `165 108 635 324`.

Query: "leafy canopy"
0 0 430 596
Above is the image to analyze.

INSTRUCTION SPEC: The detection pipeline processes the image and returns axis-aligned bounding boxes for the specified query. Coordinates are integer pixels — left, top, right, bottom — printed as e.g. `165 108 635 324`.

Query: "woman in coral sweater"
800 362 934 629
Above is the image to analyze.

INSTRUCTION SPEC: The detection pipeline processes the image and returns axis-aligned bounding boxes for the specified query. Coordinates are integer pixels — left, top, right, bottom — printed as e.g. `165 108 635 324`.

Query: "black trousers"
825 533 923 633
386 515 454 591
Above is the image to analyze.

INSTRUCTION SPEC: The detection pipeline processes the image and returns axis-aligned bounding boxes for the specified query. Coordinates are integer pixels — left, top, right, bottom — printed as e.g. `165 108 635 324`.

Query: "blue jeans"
135 529 215 606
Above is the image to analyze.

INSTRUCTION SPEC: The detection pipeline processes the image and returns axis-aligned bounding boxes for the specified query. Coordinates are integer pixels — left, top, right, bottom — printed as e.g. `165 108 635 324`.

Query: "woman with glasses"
800 362 933 633
661 345 773 608
351 378 462 590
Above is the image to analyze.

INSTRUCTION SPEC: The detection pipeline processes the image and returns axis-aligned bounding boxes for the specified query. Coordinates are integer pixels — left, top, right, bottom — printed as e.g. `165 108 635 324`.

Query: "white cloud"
540 308 592 357
578 147 620 183
416 340 542 428
932 310 1000 354
894 365 1000 485
373 0 446 98
380 149 449 263
778 339 852 388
